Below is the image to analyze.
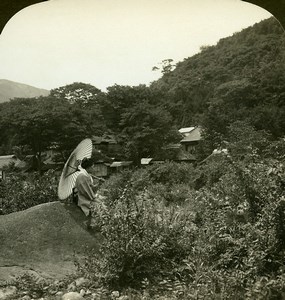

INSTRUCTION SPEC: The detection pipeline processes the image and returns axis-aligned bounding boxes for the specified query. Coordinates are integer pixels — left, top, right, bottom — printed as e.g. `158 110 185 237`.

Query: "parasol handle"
67 164 77 170
91 174 106 182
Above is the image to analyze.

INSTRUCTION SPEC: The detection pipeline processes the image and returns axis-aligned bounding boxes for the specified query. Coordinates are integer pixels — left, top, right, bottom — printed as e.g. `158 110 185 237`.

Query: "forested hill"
151 17 285 138
0 17 284 162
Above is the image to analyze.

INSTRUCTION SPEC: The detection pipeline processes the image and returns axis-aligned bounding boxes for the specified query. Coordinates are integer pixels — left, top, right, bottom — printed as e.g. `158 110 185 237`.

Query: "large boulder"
0 201 102 283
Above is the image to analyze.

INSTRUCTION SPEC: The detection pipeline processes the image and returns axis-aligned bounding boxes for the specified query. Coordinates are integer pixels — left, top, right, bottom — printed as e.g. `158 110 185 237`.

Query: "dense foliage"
0 170 58 215
76 125 285 299
0 17 284 163
2 136 285 297
152 18 285 141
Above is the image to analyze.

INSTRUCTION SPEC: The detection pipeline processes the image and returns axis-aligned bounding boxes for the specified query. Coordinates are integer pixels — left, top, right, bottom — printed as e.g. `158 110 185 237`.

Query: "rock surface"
0 201 102 283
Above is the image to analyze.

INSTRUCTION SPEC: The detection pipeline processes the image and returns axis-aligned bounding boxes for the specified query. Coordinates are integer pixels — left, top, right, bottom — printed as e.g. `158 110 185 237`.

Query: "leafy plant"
0 170 58 214
80 169 197 290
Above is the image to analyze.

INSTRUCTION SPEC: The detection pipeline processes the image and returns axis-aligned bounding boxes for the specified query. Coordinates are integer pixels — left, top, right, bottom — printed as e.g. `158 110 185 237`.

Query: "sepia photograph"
0 0 284 299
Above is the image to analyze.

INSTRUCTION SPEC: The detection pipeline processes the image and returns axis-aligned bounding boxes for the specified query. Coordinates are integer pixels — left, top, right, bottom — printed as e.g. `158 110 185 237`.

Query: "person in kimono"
75 157 99 219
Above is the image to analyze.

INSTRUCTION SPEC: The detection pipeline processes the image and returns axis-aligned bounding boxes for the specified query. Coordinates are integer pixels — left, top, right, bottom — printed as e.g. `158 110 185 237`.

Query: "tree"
50 82 101 105
152 59 176 75
50 82 107 156
119 100 180 163
99 84 154 133
151 17 285 140
0 96 99 171
0 97 59 170
225 120 271 160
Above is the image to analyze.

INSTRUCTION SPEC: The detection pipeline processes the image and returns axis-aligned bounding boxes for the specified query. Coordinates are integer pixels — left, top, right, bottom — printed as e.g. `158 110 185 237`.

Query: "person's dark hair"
81 157 94 169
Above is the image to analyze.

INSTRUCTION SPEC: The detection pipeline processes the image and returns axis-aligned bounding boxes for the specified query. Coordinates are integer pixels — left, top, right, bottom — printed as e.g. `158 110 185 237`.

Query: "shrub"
99 162 199 206
81 176 197 290
78 137 285 298
147 183 194 204
146 161 195 185
185 153 285 298
0 170 58 214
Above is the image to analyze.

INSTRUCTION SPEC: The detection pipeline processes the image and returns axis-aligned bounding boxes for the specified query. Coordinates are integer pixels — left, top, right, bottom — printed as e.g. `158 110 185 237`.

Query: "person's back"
75 158 99 217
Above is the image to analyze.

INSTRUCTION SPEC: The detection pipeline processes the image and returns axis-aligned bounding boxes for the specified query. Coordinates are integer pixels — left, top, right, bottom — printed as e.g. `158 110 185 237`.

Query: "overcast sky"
0 0 272 91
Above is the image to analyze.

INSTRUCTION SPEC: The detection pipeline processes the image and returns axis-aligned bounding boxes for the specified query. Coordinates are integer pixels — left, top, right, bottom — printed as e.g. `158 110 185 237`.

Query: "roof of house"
179 127 195 134
180 126 202 143
42 157 63 166
141 158 153 165
0 155 19 169
110 161 133 168
92 135 117 145
163 143 181 150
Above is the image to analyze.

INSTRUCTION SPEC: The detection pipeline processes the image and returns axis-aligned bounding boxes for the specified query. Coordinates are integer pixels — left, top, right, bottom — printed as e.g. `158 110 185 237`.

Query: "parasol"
58 138 93 200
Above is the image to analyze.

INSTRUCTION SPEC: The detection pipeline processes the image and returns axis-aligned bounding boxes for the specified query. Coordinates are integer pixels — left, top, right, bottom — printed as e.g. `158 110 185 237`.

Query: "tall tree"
0 96 100 170
99 84 154 133
119 100 180 163
50 82 101 105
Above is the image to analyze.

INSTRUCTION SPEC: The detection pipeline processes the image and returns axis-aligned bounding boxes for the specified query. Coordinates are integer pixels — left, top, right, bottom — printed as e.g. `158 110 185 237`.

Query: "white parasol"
57 138 93 200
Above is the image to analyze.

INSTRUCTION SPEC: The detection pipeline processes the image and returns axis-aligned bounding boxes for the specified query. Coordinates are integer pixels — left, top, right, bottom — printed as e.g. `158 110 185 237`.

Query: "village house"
179 126 202 154
141 126 203 166
0 150 64 176
91 135 135 176
0 155 25 179
109 161 133 173
92 160 109 177
92 134 120 156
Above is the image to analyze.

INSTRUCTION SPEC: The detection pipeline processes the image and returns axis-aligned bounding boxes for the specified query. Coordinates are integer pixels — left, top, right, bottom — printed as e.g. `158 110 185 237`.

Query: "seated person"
75 157 99 218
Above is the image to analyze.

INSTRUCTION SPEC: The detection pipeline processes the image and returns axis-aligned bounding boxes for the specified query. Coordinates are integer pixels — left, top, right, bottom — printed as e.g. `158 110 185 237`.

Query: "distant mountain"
0 79 50 103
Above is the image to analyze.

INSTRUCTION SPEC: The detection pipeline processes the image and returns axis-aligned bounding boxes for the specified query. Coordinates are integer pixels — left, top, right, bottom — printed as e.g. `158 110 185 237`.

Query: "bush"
80 171 197 290
185 153 285 298
146 161 196 185
78 134 285 298
0 170 58 214
99 162 199 205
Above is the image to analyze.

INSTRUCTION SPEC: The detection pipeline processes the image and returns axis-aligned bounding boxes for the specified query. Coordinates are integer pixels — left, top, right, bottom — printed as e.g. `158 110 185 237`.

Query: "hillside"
151 17 285 138
0 201 102 283
0 79 49 103
0 17 284 163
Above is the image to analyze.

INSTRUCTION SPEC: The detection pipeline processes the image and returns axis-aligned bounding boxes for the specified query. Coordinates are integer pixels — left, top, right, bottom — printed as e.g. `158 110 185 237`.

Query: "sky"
0 0 273 91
